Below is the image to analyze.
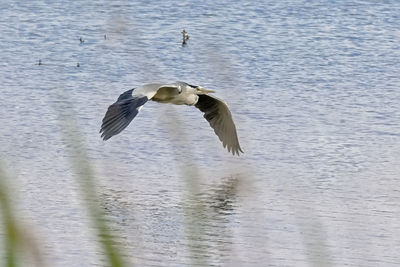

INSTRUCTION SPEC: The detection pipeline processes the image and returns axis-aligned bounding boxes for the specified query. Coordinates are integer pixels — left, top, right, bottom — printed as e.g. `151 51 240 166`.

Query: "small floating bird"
181 29 190 46
100 81 243 155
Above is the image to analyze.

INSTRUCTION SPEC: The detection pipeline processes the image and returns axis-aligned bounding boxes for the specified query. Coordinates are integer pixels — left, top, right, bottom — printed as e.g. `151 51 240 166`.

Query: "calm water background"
1 0 400 266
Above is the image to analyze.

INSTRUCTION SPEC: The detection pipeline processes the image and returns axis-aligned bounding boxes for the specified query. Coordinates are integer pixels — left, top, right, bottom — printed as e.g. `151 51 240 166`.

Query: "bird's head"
187 84 215 95
181 82 216 95
196 86 216 95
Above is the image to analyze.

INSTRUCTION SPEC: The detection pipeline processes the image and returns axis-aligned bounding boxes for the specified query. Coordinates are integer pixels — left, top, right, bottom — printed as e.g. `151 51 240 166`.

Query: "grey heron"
100 81 243 155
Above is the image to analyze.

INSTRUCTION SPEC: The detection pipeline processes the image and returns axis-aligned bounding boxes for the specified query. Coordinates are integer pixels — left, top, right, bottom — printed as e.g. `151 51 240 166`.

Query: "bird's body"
100 81 243 155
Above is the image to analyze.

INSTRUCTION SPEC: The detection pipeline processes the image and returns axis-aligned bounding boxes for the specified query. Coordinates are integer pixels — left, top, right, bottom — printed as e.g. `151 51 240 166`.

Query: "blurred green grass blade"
161 111 210 266
59 115 126 267
0 165 20 267
0 165 45 267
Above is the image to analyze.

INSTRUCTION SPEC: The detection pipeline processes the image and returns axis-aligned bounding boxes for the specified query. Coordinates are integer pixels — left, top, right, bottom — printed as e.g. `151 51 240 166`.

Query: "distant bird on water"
181 29 190 46
100 81 243 155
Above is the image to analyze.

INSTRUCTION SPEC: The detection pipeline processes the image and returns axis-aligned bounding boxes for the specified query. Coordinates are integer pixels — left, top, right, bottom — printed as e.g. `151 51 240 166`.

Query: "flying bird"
100 81 243 155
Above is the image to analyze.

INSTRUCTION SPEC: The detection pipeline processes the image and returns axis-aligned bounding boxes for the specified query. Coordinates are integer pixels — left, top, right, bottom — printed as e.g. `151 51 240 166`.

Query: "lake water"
1 0 400 266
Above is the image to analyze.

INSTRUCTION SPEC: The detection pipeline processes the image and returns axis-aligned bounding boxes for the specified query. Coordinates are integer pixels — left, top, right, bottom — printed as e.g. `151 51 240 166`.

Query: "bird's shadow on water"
195 176 239 216
96 174 242 265
99 188 136 227
180 174 244 266
98 175 241 227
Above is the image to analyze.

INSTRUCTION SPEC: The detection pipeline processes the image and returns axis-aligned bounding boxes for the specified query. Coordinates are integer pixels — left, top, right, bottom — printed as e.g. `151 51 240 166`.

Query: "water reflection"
97 174 243 266
197 176 239 215
184 176 241 266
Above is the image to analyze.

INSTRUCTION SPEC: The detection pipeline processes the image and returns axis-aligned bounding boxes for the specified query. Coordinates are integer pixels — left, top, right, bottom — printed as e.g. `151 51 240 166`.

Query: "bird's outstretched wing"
100 84 180 140
100 89 148 140
195 94 243 155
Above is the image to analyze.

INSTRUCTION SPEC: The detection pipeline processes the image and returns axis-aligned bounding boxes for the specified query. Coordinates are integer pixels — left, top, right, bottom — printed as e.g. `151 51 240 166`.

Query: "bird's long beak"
199 87 216 94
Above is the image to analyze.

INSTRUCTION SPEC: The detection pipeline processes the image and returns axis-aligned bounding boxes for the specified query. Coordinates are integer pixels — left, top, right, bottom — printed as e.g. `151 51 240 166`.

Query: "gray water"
1 0 400 266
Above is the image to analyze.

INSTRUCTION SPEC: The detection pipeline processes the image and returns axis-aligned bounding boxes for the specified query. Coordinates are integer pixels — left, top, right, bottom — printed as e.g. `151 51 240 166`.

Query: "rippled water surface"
1 0 400 266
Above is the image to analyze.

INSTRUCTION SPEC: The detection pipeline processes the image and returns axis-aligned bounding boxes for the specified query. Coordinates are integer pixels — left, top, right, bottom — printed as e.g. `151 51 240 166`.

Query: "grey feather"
100 89 148 140
195 94 243 155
